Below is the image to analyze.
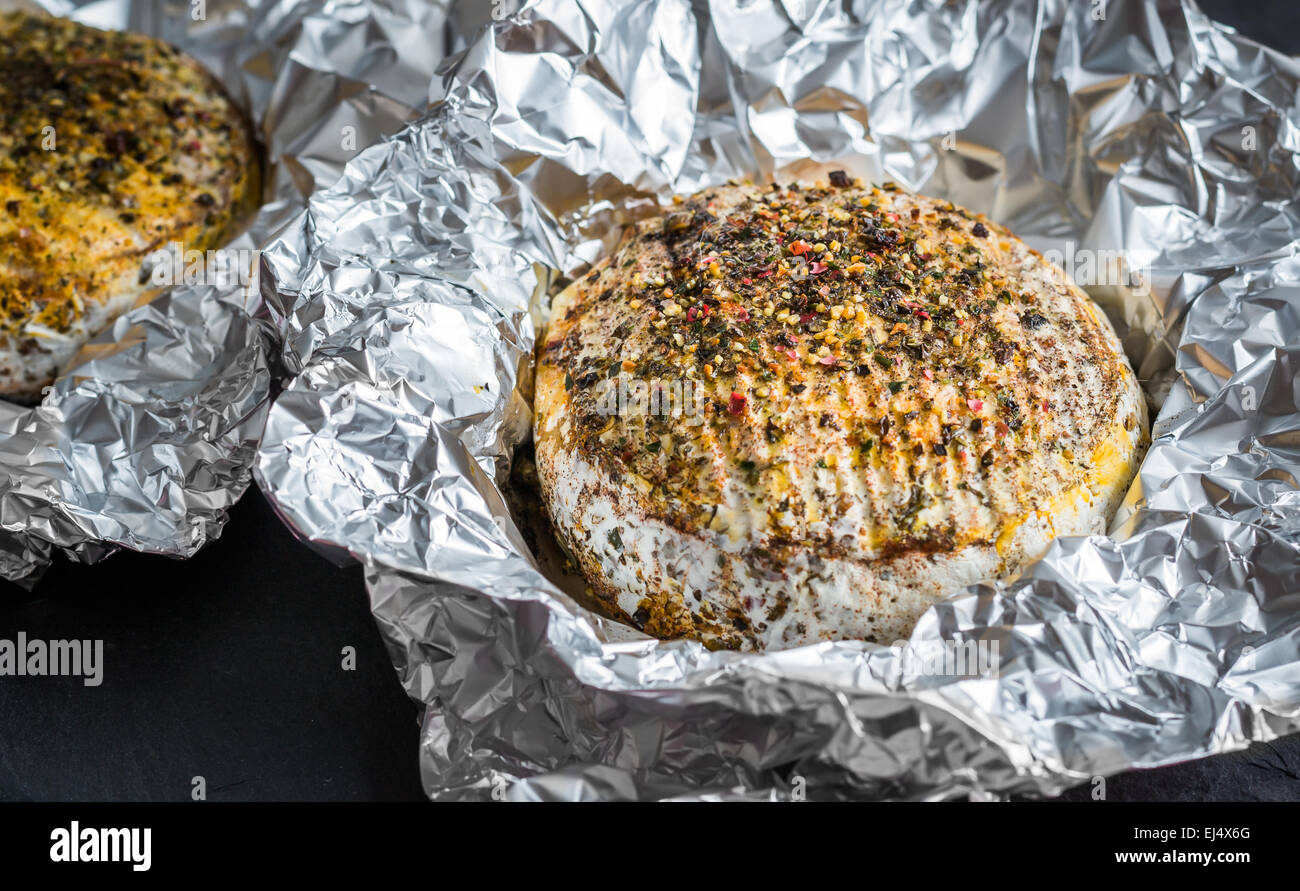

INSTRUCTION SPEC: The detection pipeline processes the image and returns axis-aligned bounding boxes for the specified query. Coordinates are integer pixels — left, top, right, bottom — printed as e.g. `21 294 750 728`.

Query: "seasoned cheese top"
538 175 1142 567
0 11 257 343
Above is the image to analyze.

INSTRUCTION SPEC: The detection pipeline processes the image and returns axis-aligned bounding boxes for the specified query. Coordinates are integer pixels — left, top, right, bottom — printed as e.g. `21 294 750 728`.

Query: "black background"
3 0 1300 802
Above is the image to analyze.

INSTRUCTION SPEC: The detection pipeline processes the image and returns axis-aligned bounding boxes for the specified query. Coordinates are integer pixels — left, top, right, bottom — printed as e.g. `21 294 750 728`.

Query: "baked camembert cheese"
0 11 259 400
535 173 1147 651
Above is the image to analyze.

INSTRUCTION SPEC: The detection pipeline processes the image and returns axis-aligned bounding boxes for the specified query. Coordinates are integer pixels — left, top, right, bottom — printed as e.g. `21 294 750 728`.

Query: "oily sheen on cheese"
534 174 1147 651
0 11 259 401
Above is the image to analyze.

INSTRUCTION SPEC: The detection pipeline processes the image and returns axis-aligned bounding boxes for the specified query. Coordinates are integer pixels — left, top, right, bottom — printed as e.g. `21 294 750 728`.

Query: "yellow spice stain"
993 421 1132 559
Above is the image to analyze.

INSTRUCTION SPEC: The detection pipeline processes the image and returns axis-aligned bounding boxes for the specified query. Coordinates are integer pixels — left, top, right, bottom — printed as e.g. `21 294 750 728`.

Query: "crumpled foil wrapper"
0 0 458 584
258 0 1300 799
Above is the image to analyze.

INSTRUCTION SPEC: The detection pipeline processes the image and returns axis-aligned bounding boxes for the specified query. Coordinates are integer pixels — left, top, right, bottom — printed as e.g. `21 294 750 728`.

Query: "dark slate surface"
0 0 1297 802
0 489 424 801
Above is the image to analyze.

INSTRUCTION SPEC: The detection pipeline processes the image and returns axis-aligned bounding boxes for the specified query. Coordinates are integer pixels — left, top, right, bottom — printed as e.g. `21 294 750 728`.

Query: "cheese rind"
0 12 259 400
535 177 1147 650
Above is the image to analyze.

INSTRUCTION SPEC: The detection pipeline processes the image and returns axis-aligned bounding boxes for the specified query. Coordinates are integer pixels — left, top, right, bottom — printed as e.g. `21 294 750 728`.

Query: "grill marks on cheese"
542 179 1138 576
0 12 258 396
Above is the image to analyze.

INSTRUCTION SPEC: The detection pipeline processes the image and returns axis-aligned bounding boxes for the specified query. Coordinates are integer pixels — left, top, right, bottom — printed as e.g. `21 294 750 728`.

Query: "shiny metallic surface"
0 0 456 584
257 0 1300 799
